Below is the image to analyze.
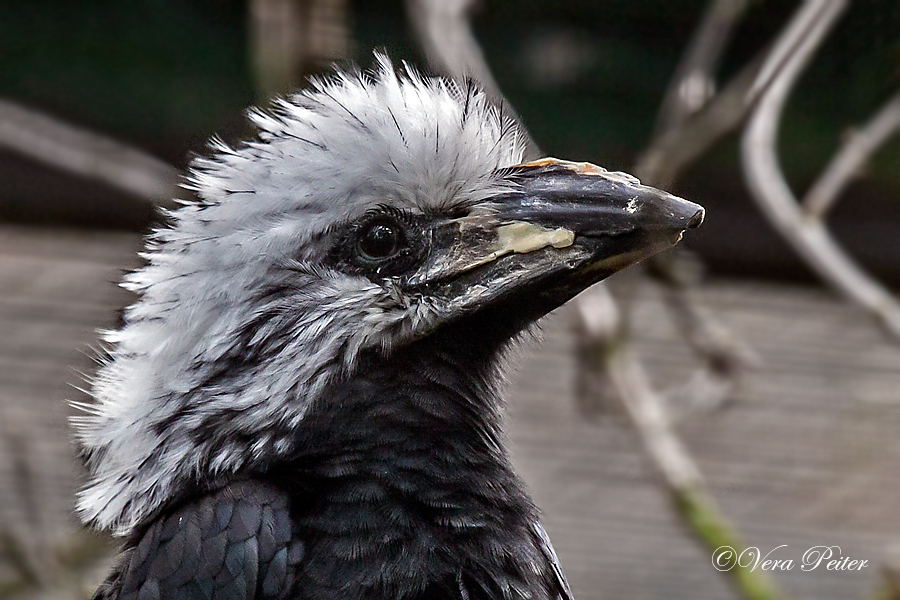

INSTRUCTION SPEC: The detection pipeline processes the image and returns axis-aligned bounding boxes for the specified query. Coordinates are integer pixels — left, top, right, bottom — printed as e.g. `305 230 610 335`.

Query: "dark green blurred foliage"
0 0 252 165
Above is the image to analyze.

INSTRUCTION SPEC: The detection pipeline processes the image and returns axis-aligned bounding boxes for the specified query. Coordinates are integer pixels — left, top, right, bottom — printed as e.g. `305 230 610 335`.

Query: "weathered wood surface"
2 223 899 599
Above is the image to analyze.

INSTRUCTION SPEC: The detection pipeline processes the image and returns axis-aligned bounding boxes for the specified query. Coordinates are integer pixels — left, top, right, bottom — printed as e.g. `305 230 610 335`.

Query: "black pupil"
359 222 400 259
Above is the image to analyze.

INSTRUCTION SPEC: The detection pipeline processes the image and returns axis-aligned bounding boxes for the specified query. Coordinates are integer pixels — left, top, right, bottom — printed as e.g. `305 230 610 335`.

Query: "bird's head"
74 55 703 535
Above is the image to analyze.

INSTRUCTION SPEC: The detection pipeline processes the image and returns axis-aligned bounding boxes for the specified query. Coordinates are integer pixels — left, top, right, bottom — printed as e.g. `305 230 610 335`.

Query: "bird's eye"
328 209 422 277
356 219 404 261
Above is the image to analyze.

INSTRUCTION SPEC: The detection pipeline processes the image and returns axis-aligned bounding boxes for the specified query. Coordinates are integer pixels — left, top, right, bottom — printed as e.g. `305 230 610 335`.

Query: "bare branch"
575 286 784 600
404 0 541 158
639 55 760 188
740 1 900 338
646 254 761 411
592 315 704 490
633 0 760 411
803 93 900 219
405 0 498 97
249 0 352 101
745 0 843 101
0 99 178 206
249 0 307 100
576 285 703 486
655 0 750 134
638 45 790 190
638 0 850 190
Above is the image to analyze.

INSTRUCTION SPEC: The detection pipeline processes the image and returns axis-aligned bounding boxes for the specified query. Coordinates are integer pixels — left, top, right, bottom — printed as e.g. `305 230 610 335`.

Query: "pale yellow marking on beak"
479 221 574 266
452 221 575 273
495 221 574 253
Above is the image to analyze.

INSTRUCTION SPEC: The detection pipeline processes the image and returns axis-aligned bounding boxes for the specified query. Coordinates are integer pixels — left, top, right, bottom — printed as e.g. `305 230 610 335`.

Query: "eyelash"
365 204 417 226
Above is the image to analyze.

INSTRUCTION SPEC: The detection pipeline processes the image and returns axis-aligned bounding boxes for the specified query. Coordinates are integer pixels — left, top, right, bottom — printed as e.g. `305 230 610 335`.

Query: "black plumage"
95 314 574 600
94 482 303 600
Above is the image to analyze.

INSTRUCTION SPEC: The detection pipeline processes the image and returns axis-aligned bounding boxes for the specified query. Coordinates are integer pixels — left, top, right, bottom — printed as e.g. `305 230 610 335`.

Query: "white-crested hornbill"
75 55 703 600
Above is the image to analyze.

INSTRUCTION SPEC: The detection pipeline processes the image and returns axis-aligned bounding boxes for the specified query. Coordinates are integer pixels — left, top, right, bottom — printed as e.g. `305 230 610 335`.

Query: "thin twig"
655 0 750 135
579 285 704 490
249 0 307 100
0 99 178 206
636 0 845 192
803 93 900 219
645 254 761 413
637 0 760 415
576 286 786 600
636 53 765 189
740 1 900 339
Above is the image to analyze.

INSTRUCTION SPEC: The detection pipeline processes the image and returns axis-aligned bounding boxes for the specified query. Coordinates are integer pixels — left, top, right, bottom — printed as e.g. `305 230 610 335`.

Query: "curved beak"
403 157 704 320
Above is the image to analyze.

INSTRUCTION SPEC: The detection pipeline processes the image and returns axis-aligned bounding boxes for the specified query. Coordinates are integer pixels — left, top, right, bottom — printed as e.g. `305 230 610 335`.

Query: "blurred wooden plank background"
2 223 900 599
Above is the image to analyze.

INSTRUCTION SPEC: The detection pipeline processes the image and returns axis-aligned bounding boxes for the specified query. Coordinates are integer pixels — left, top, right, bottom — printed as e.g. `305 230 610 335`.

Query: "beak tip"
666 195 704 231
687 206 705 230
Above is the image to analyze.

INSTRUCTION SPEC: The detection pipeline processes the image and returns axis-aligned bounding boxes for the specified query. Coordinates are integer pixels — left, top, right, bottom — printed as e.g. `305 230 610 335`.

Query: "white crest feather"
75 54 526 536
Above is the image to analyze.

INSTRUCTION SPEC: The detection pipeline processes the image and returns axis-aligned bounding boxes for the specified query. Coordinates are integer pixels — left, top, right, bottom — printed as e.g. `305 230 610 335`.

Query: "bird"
73 54 703 600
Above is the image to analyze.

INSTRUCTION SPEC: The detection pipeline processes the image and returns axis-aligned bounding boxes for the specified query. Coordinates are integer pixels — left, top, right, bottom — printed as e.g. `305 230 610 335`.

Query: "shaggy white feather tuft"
74 54 526 536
